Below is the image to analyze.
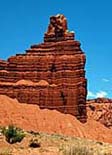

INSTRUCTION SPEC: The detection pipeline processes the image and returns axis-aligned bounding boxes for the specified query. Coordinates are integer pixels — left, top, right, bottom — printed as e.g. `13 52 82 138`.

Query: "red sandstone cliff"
0 14 87 122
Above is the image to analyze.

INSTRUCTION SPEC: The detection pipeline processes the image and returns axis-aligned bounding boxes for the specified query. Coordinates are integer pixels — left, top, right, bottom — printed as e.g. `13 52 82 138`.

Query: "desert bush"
2 125 25 144
29 138 41 148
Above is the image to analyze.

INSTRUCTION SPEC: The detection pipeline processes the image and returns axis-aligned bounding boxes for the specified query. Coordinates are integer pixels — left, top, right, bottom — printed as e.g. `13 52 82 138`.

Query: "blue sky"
0 0 112 98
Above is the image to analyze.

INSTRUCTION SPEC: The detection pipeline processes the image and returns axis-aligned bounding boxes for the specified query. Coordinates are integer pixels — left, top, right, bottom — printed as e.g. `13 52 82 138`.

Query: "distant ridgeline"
0 14 87 123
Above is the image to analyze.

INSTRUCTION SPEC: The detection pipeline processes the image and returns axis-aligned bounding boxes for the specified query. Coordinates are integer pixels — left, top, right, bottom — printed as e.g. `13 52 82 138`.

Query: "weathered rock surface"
44 14 74 42
0 14 87 122
87 98 112 128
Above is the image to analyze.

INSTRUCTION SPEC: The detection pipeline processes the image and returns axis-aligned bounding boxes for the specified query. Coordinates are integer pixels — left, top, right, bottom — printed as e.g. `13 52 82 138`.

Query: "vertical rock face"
0 14 87 122
44 14 74 42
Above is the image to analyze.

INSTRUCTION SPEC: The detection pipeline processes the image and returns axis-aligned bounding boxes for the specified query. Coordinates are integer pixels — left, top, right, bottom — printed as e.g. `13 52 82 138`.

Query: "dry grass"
60 144 112 155
0 128 112 155
0 148 12 155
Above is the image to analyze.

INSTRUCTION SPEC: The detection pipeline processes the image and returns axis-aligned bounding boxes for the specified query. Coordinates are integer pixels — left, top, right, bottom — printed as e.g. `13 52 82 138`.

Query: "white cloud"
87 91 96 98
87 90 108 99
96 91 108 98
102 78 109 82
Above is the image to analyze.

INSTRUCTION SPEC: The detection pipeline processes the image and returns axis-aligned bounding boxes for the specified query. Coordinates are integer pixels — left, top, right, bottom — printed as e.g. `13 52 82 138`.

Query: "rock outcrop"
88 98 112 103
87 99 112 128
0 14 87 123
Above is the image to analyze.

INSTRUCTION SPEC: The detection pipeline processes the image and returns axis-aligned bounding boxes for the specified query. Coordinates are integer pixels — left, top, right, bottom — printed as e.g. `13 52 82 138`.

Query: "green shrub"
2 125 25 144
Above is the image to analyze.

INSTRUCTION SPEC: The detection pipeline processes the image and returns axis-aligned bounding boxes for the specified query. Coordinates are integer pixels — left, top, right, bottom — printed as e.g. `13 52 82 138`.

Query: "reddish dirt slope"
0 95 112 143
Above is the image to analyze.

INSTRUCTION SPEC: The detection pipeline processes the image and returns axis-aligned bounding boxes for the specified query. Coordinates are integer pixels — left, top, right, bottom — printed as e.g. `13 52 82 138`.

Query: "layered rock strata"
0 14 87 122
